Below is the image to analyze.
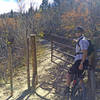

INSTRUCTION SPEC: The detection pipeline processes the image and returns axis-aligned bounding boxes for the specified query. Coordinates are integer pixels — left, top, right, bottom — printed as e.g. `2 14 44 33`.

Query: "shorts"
68 60 88 77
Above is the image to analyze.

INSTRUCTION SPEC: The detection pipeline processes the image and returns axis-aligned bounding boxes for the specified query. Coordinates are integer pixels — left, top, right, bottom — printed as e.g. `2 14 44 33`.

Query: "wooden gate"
50 34 75 65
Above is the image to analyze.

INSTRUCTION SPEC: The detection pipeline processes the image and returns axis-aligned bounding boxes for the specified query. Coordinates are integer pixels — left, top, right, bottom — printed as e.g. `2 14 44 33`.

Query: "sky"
0 0 53 14
0 0 19 14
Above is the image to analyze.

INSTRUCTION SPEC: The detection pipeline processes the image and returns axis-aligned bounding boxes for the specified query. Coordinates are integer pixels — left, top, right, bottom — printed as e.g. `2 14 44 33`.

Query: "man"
64 26 89 94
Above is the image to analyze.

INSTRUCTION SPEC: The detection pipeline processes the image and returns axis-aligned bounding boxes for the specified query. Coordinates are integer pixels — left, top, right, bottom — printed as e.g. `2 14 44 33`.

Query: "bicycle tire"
71 83 86 100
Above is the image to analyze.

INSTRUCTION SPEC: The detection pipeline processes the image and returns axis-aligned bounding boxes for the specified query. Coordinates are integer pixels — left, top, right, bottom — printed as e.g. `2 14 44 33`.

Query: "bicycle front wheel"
71 84 86 100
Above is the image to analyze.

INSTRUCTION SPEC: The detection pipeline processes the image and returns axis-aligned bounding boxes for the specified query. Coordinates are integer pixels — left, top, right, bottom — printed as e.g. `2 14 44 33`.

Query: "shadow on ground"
16 85 50 100
38 62 70 100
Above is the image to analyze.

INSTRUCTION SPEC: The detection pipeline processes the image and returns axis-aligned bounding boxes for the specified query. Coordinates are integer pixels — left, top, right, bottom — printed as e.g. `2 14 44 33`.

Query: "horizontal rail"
95 68 100 72
50 34 71 41
96 49 100 52
51 60 61 66
52 41 75 50
15 47 23 50
52 55 73 64
96 57 100 60
54 49 75 58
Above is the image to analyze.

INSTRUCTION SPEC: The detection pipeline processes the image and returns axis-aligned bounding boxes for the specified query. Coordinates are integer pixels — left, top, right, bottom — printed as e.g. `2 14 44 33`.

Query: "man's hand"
79 63 83 70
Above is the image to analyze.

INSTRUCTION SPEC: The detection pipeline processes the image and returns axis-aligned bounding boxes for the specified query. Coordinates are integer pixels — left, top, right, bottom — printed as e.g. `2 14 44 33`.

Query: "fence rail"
54 49 75 58
51 35 75 65
52 41 75 50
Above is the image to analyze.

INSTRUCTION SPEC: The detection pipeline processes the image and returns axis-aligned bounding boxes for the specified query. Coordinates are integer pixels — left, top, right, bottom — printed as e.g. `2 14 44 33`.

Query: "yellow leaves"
7 41 12 45
62 10 76 19
62 10 82 22
6 39 12 45
64 25 75 30
34 13 41 20
0 19 4 29
0 18 17 30
39 32 45 38
61 8 89 31
6 18 16 26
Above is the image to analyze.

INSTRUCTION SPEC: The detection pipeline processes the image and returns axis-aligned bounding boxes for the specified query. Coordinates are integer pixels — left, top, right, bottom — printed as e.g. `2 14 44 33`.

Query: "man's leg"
78 60 88 85
64 66 75 94
64 60 81 94
66 72 72 87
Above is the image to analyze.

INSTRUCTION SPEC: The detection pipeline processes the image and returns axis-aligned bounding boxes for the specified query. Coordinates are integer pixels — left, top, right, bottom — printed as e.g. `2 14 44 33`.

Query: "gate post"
26 37 30 89
30 34 38 89
88 69 96 100
88 37 97 100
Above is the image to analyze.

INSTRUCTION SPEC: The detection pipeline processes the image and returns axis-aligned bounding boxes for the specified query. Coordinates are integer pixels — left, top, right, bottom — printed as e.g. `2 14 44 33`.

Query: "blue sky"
0 0 53 14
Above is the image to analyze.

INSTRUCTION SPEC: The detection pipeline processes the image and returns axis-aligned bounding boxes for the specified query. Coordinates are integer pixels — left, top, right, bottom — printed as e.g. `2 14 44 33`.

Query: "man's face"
75 32 82 38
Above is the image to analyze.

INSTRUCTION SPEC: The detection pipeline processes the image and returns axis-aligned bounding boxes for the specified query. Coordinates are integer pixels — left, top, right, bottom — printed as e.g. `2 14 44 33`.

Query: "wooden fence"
50 34 75 65
0 34 38 97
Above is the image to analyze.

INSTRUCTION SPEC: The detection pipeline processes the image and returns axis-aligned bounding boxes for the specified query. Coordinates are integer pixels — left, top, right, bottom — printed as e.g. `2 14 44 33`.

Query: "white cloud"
0 0 19 14
0 0 54 14
19 0 42 12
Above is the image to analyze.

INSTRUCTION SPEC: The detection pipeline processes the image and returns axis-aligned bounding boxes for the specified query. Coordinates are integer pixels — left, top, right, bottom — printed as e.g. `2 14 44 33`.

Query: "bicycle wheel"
80 82 87 100
64 93 70 100
71 82 86 100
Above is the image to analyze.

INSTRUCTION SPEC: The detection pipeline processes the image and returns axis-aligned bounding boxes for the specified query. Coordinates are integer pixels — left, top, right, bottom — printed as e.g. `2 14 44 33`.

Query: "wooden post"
51 40 53 62
30 34 37 88
88 38 96 100
90 39 97 100
8 44 13 96
88 69 96 100
26 37 30 89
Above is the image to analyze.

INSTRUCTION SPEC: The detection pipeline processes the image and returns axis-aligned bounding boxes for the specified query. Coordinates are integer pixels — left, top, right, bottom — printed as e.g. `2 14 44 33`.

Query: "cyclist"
64 26 89 95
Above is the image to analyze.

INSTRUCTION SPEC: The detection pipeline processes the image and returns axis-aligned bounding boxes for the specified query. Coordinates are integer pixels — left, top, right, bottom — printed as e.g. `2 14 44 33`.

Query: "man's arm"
80 49 88 64
79 39 89 70
79 49 88 70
